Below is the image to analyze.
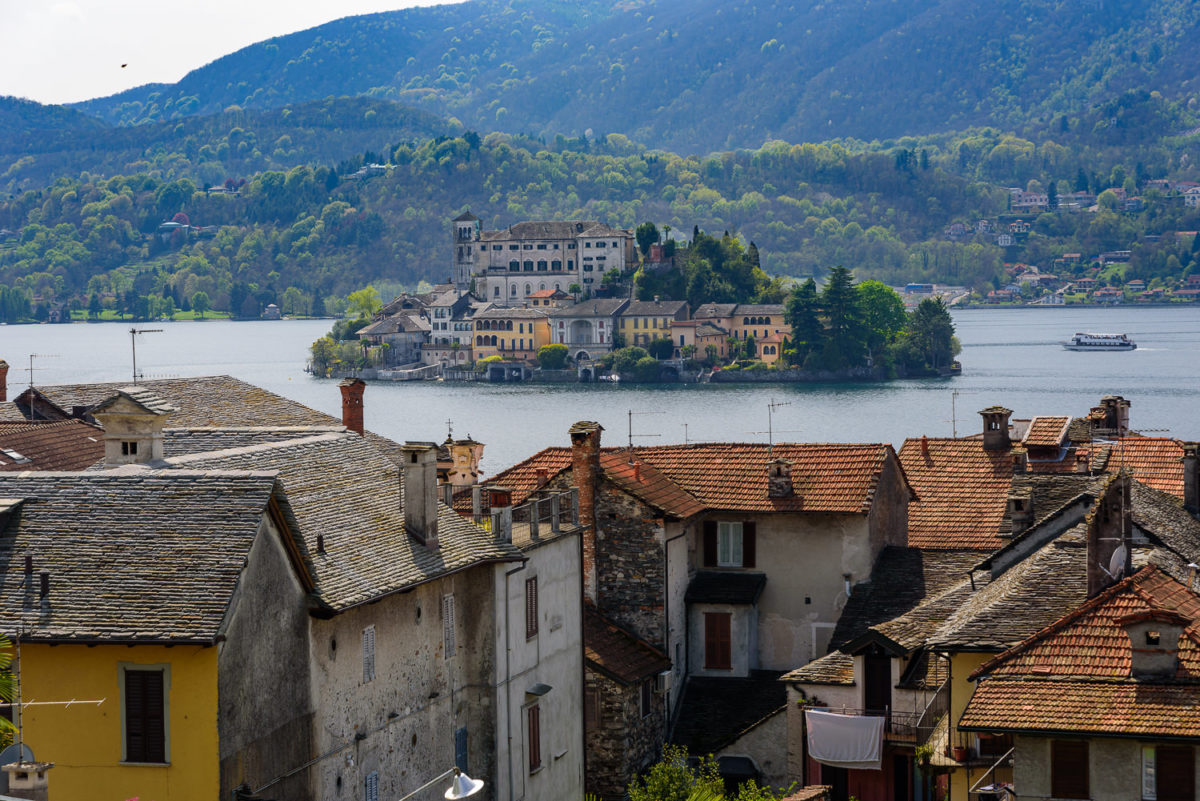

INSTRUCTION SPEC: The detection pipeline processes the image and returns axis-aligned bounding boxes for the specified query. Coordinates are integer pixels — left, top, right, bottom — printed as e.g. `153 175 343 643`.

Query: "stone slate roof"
474 306 549 320
670 671 786 754
547 299 628 318
161 427 346 458
693 303 738 319
899 438 1015 549
0 470 283 642
0 421 105 471
358 313 430 336
734 304 786 317
960 567 1200 739
996 474 1105 537
685 570 767 605
92 386 179 416
784 650 855 686
166 432 523 611
10 376 339 428
623 299 688 316
583 604 670 685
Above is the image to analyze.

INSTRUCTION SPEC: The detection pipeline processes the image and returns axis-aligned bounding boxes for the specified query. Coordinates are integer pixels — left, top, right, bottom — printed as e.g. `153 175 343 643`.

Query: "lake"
2 306 1198 479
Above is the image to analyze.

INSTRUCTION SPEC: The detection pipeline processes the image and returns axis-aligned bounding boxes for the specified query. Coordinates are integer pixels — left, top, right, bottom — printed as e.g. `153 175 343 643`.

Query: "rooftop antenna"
24 354 59 391
627 409 660 462
683 422 689 445
129 327 163 383
949 390 960 438
446 418 454 440
745 398 801 455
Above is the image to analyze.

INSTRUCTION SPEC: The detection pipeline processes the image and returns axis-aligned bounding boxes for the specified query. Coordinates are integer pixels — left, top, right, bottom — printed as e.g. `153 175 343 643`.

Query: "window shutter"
743 521 757 568
1050 740 1089 799
526 577 539 639
702 521 718 567
1158 745 1195 801
455 727 469 773
124 669 166 763
362 625 376 683
704 612 732 670
443 594 457 657
365 771 379 801
527 705 541 772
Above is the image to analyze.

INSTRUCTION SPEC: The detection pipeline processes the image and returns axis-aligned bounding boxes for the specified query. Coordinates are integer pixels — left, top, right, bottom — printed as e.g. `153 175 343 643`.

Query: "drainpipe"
502 561 525 801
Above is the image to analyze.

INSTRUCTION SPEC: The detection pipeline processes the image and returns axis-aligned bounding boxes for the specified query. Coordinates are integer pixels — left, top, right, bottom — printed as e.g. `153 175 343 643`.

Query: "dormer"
979 406 1012 451
767 458 794 498
1119 609 1189 679
91 388 178 466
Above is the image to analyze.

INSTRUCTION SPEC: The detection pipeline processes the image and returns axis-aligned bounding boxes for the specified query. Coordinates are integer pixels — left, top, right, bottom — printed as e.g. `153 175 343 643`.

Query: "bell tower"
451 211 481 292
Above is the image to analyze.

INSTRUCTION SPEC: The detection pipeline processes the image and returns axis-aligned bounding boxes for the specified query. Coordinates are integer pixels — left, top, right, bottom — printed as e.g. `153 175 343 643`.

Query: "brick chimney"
569 421 603 602
767 458 794 498
979 406 1012 451
339 378 366 435
1119 609 1189 679
1087 473 1132 598
0 359 8 402
401 442 439 548
1182 443 1199 518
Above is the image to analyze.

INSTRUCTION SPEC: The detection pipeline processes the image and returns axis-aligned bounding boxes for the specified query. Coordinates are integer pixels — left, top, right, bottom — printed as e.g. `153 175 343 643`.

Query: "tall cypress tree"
819 266 865 370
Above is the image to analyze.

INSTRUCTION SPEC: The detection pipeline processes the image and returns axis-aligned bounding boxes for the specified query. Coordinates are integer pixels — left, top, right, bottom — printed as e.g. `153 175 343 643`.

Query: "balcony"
470 486 580 545
810 706 923 743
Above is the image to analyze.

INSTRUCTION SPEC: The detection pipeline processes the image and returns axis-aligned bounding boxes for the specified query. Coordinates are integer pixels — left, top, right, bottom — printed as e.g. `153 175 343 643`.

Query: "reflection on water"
2 306 1198 476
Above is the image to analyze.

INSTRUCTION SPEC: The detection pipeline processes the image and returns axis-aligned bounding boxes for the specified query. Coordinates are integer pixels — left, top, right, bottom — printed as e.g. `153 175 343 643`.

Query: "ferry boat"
1063 332 1137 351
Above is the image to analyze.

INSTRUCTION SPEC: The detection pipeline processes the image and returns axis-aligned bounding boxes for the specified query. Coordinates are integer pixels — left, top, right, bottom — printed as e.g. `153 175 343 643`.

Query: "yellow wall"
473 317 551 363
948 651 1011 801
19 643 218 801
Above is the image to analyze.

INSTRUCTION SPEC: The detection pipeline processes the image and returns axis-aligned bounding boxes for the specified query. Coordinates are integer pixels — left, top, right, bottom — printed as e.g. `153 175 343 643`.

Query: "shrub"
537 343 569 370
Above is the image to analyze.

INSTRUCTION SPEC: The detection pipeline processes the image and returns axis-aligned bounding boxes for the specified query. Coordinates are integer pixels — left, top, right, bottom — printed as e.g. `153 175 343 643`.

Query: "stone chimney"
1119 609 1189 679
2 761 53 801
339 378 365 435
1006 486 1034 537
1099 395 1131 435
401 441 439 548
979 406 1012 451
91 388 177 466
1087 473 1132 598
1182 443 1199 518
489 487 513 544
1011 447 1028 474
767 458 794 498
0 359 8 402
569 421 603 603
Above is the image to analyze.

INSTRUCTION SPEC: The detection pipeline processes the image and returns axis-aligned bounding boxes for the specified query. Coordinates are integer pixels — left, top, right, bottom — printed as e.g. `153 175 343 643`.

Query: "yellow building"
473 305 551 363
669 320 731 360
617 298 689 347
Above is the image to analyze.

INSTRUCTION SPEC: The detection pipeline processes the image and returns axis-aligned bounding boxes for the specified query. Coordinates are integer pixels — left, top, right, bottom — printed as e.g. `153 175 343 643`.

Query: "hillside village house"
0 371 585 801
671 319 732 360
549 298 629 364
472 306 552 364
619 298 690 346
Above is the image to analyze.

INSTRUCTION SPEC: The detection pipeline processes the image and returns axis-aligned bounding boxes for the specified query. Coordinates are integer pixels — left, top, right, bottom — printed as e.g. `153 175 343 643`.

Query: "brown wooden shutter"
704 612 732 669
1159 745 1195 801
125 669 166 763
702 521 718 567
527 705 541 771
1050 740 1089 799
525 577 538 639
742 521 757 568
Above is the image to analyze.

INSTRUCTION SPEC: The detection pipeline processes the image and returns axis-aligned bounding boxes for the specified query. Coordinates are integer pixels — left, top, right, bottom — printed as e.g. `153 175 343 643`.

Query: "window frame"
640 679 653 718
717 522 743 567
1050 739 1089 800
525 577 539 639
527 704 542 772
362 624 376 683
704 612 732 670
120 662 170 765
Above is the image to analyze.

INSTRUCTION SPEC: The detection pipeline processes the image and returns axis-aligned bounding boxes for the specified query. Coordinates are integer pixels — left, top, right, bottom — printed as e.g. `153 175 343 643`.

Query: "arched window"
539 283 546 290
743 317 750 325
475 335 482 345
507 320 514 331
552 260 561 270
509 260 519 272
490 335 497 346
524 284 532 295
511 285 518 296
523 261 534 271
537 260 548 271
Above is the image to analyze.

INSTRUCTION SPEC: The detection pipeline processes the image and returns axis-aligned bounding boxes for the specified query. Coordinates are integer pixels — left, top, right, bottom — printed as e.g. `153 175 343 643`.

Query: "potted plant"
952 744 969 762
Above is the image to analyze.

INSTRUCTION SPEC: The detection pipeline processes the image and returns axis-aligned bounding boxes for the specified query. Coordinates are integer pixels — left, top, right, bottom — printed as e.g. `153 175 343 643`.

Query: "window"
443 594 457 657
122 665 167 763
121 441 138 456
640 680 653 717
526 577 539 639
509 244 519 250
524 261 534 272
585 688 600 729
537 260 548 271
365 771 379 801
509 260 519 271
704 612 732 670
568 243 576 249
552 260 561 270
362 625 376 683
568 260 574 269
597 241 607 248
527 705 541 772
703 521 756 567
492 244 502 251
537 243 547 250
718 522 742 566
1051 740 1089 799
585 241 592 248
1145 745 1195 801
523 244 533 250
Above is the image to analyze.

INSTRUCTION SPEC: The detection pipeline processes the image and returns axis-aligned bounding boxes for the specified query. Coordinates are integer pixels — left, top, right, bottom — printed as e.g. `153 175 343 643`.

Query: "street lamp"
397 767 484 801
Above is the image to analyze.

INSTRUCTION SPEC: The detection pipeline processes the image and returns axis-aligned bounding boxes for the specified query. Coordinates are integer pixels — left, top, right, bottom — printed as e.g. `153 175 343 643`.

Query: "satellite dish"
1102 544 1128 581
0 743 34 792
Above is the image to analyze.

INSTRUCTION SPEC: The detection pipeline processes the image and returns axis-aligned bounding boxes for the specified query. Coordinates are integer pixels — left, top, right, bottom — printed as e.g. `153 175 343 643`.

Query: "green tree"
647 337 675 359
628 745 722 801
309 335 337 376
636 221 661 257
281 286 306 316
784 278 823 365
633 356 662 382
612 346 650 373
818 266 865 369
856 280 907 359
87 293 102 319
346 286 382 318
1098 189 1120 211
537 343 569 370
905 297 958 370
191 291 211 318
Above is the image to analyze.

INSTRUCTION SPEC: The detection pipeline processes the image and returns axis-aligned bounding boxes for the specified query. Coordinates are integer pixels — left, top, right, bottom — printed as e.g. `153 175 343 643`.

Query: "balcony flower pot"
952 745 969 762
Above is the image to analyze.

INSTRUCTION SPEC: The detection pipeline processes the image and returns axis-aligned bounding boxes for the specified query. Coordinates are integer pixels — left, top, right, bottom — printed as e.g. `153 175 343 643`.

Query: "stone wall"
709 366 885 383
594 482 667 648
715 708 788 791
585 669 667 801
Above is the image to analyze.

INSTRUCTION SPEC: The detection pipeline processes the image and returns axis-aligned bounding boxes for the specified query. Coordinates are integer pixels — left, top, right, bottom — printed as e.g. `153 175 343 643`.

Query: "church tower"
451 211 481 292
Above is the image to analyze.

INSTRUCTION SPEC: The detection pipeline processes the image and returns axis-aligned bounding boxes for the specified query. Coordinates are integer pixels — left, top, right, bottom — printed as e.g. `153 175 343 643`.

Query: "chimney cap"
569 421 603 435
339 377 366 388
979 405 1013 416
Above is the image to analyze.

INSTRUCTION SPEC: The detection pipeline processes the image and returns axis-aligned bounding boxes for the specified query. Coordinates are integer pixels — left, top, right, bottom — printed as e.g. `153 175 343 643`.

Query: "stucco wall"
689 602 758 677
1014 735 1199 801
665 527 690 712
218 516 315 799
785 683 859 787
309 565 497 801
493 531 584 801
866 452 910 551
716 708 789 791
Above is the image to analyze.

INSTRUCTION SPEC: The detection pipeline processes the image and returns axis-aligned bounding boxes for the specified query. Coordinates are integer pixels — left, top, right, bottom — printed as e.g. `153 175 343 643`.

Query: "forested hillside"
64 0 1200 152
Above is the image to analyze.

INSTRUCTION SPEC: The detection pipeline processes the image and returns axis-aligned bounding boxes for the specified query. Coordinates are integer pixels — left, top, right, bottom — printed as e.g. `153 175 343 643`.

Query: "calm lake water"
3 306 1198 478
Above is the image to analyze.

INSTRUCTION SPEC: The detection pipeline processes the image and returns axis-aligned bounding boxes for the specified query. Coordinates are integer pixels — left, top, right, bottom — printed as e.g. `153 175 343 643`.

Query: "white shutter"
365 770 379 801
362 625 376 683
443 594 456 657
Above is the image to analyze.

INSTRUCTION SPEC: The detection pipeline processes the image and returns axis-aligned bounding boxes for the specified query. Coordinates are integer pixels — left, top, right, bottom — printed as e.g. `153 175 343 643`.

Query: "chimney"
1119 609 1189 679
1 761 54 801
1006 486 1034 537
919 435 929 456
1011 446 1028 474
1087 473 1132 598
401 442 439 548
91 388 177 466
767 458 794 498
1182 443 1200 518
1100 395 1131 435
0 359 8 402
39 571 49 600
339 378 366 435
569 421 603 602
489 487 513 543
535 467 549 488
979 406 1012 451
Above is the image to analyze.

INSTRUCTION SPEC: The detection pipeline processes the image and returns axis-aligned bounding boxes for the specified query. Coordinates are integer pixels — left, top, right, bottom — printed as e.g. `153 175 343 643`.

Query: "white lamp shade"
444 771 484 800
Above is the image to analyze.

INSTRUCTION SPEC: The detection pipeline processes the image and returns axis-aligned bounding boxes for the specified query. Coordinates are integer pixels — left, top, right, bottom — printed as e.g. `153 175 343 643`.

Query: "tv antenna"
948 390 960 438
23 354 59 391
627 409 660 461
129 327 163 383
745 398 799 455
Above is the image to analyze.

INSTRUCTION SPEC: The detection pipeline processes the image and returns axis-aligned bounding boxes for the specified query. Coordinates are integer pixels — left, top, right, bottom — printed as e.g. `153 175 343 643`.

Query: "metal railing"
812 706 923 742
472 487 580 542
916 676 950 747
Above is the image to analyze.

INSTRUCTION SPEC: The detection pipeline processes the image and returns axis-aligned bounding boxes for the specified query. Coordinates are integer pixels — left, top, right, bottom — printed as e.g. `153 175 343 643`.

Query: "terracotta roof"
899 438 1015 549
598 451 705 519
456 446 574 511
0 421 105 471
960 567 1200 739
583 604 670 685
1023 416 1070 448
1088 437 1185 497
634 442 902 515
